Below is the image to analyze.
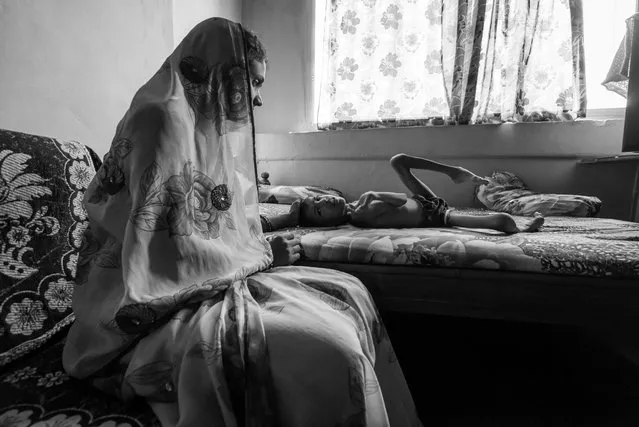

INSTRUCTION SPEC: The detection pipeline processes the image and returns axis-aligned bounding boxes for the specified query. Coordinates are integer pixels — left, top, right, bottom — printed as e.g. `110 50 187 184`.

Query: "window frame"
312 0 629 130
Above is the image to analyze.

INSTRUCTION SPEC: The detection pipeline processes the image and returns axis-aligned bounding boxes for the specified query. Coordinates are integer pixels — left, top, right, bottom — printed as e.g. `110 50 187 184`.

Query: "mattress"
259 204 639 279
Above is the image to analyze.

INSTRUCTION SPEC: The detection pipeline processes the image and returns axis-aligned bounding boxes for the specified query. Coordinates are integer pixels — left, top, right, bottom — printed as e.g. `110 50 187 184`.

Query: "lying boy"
260 154 544 234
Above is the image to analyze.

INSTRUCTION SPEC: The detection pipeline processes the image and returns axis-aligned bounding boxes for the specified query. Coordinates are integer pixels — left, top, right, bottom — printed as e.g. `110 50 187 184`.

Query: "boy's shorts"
412 194 450 227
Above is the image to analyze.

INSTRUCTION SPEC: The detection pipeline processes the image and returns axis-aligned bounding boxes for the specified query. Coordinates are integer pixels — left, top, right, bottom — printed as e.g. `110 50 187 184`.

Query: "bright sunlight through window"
314 0 637 121
583 0 636 113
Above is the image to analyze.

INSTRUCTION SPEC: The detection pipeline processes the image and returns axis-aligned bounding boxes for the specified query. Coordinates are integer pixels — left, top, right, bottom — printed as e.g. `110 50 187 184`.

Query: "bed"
259 203 639 329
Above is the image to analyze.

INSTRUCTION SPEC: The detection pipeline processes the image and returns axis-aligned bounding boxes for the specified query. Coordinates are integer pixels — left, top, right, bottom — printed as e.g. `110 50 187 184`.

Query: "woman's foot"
495 212 544 234
449 167 490 185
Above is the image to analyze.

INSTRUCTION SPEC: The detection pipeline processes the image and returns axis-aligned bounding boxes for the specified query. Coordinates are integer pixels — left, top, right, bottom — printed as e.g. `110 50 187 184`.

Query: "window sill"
584 108 626 121
256 119 624 163
291 116 624 135
579 153 639 164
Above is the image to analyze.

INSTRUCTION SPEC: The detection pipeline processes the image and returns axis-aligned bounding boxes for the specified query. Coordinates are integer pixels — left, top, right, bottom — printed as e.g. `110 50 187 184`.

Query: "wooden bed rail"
300 261 639 329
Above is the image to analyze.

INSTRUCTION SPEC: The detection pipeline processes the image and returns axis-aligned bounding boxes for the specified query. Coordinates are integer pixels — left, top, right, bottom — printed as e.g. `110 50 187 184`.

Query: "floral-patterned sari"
62 17 421 427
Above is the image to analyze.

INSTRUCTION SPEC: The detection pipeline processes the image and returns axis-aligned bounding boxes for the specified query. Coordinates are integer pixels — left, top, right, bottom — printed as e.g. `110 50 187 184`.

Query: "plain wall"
244 0 635 221
242 0 315 133
0 0 173 156
0 0 242 157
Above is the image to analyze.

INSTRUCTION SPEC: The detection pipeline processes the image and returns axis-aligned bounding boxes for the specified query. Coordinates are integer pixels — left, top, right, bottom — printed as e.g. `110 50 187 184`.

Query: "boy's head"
299 195 348 227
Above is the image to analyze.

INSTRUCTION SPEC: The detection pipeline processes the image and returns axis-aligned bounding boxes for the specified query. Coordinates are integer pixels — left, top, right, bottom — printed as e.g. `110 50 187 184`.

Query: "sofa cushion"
0 129 98 366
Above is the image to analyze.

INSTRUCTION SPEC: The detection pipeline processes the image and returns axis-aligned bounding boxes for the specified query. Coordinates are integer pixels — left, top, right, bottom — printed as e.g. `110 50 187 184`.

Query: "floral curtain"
317 0 587 129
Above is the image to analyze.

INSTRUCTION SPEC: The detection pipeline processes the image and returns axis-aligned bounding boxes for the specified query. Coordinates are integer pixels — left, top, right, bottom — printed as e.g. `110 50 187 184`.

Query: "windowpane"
316 1 585 127
584 0 635 110
313 0 636 125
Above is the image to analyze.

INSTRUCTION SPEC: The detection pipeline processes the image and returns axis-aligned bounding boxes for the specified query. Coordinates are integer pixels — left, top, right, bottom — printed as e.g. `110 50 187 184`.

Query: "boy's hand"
472 175 491 185
269 233 302 266
451 167 490 185
356 191 378 208
286 200 302 227
351 200 385 228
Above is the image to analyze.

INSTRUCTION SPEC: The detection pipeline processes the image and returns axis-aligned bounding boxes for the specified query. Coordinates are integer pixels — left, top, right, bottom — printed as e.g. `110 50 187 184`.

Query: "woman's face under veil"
248 60 266 107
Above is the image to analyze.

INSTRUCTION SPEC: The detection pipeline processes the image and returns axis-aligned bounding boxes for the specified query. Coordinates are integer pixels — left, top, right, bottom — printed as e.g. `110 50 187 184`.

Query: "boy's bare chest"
350 197 423 228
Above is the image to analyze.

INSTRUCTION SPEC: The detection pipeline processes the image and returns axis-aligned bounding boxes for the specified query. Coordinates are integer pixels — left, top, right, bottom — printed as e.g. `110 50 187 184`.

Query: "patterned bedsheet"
259 204 639 279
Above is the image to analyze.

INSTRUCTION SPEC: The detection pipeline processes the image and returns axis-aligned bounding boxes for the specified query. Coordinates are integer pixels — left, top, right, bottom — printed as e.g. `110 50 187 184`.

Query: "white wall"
0 0 243 157
242 0 315 133
0 0 173 156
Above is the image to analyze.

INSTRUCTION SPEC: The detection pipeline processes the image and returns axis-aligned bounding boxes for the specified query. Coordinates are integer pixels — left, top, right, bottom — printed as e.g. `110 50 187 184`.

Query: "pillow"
258 184 343 204
258 202 291 218
0 129 98 366
475 171 602 217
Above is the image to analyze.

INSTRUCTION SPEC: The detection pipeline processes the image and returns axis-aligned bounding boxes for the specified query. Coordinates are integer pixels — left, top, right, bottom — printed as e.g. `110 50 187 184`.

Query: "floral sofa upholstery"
0 129 159 426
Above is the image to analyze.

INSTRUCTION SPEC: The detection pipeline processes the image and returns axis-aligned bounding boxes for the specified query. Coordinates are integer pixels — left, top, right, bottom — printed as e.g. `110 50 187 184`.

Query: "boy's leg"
448 211 544 233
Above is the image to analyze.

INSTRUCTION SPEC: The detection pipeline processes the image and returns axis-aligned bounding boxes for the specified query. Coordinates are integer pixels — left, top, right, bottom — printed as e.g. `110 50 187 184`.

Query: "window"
314 0 636 128
583 0 636 117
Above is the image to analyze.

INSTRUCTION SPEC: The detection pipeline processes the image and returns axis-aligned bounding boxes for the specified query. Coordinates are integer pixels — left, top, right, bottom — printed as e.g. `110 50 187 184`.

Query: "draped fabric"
602 13 639 98
317 0 587 129
62 17 421 427
63 17 273 376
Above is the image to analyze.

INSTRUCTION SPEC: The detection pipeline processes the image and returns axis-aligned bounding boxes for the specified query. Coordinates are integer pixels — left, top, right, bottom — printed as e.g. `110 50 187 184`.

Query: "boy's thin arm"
260 201 301 231
389 154 447 198
390 153 488 192
391 153 463 175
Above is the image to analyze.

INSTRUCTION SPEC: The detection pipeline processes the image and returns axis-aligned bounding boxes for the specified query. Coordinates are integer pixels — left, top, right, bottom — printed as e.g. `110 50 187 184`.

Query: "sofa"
0 129 158 425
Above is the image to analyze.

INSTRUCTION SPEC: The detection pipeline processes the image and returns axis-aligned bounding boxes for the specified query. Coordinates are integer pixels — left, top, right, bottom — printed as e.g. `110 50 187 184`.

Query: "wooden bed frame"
301 261 639 329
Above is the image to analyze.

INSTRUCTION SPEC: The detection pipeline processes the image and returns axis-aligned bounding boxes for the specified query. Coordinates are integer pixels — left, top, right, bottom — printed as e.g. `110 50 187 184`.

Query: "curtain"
602 13 639 98
317 0 587 130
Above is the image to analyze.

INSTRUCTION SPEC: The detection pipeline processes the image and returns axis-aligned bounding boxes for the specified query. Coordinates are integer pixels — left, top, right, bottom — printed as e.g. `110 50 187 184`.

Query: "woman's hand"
269 233 302 266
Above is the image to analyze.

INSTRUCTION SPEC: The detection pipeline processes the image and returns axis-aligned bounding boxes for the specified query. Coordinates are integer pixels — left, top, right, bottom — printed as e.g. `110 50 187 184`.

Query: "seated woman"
63 18 421 427
262 155 544 234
